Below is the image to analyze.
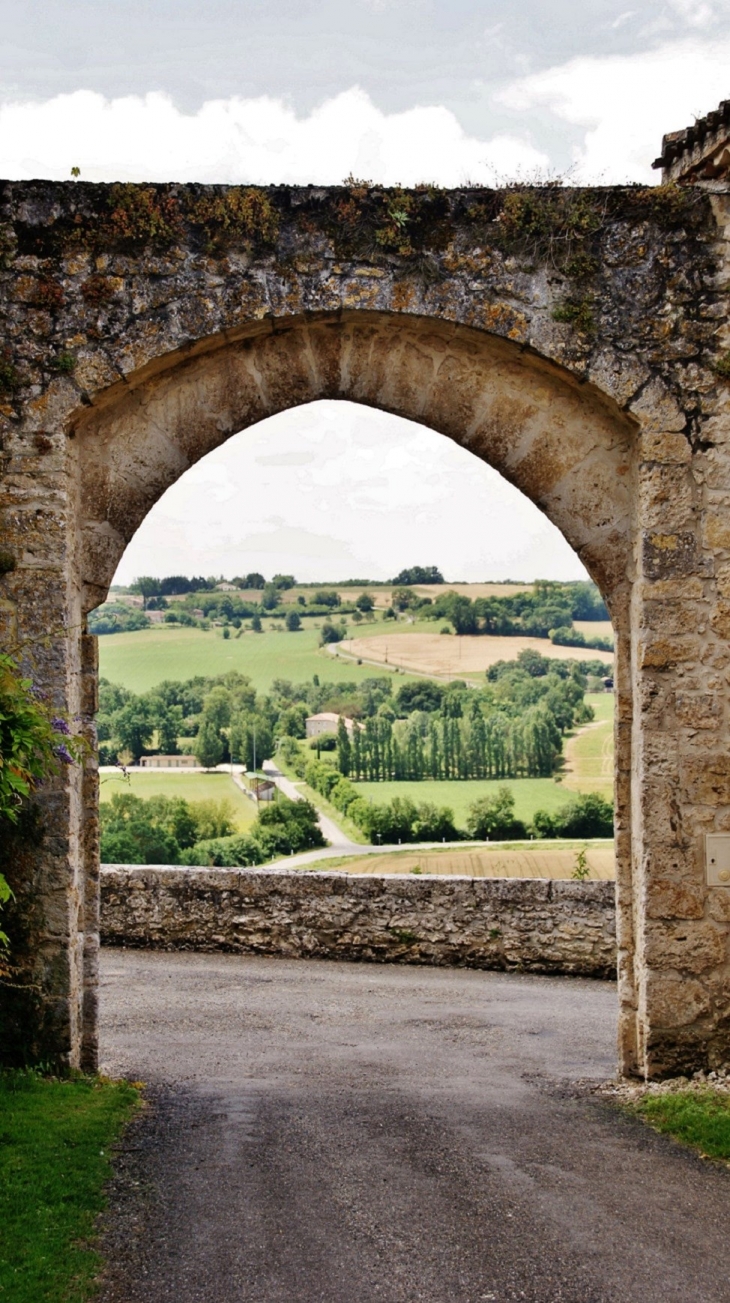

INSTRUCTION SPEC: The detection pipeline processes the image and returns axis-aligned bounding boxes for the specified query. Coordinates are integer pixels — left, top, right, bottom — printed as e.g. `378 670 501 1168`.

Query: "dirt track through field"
339 632 614 678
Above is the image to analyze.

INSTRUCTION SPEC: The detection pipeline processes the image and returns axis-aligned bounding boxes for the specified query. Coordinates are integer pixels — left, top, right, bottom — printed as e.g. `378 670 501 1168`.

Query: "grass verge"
0 1071 141 1303
630 1088 730 1162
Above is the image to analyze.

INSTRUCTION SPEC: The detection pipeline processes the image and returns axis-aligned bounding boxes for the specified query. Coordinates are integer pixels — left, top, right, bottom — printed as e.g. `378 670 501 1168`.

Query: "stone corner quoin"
0 176 730 1080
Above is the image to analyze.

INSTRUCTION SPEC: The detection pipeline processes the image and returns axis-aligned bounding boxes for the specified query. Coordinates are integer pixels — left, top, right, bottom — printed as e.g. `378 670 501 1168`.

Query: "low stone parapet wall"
100 866 617 978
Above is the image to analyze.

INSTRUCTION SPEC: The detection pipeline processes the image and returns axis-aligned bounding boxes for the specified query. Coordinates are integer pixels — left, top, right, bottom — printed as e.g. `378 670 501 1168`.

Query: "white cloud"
0 86 547 187
497 36 730 182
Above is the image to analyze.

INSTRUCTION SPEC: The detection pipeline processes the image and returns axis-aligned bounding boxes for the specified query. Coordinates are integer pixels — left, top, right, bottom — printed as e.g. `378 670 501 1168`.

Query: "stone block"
681 754 730 805
638 464 695 530
644 920 726 972
644 877 705 920
638 430 692 465
639 636 698 669
629 378 687 433
644 973 711 1027
642 531 712 580
674 693 722 728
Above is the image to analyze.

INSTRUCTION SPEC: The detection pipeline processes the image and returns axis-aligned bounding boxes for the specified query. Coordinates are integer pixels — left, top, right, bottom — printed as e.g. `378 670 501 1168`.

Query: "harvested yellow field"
573 619 614 640
305 843 615 879
338 631 614 678
413 582 533 600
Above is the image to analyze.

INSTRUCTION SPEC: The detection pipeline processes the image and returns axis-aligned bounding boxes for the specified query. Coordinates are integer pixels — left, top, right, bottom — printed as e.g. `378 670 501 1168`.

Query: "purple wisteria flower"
54 743 73 765
52 717 71 735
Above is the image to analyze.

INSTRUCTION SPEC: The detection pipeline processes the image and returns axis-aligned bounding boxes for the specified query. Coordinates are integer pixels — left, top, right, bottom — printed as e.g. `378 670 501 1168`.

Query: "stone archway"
1 180 728 1079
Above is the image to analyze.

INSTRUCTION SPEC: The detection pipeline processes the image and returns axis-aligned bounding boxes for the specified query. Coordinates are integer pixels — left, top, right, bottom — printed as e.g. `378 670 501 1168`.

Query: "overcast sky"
3 1 728 583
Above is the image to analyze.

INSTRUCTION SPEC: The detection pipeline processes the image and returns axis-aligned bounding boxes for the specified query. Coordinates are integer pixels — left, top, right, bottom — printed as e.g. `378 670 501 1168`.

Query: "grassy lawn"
352 776 582 828
99 770 258 829
631 1089 730 1162
98 625 416 695
0 1072 140 1303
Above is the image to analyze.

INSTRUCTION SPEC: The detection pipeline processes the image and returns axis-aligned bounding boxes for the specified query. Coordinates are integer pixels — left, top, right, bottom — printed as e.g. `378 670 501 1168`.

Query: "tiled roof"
653 98 730 182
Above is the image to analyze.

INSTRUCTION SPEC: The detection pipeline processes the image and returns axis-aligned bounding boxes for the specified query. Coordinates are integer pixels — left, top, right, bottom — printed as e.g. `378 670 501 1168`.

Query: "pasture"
304 842 615 879
98 625 416 695
97 619 610 695
349 694 615 829
351 776 586 828
99 770 258 828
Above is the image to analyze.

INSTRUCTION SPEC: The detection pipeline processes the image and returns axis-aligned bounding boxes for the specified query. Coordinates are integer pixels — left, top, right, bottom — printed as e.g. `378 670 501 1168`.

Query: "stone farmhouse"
305 712 357 739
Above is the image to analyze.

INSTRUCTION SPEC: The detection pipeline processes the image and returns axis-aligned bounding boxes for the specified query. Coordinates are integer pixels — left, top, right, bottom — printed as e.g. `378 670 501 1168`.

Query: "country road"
98 950 730 1303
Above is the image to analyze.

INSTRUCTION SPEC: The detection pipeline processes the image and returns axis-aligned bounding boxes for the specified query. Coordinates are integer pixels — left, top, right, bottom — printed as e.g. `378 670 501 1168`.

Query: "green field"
98 625 416 695
349 693 614 829
563 692 614 799
352 776 580 828
99 770 258 828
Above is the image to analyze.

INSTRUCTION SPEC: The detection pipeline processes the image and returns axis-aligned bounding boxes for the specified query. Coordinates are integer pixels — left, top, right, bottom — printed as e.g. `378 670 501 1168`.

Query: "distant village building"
653 98 730 183
305 711 356 738
139 754 197 768
216 582 237 591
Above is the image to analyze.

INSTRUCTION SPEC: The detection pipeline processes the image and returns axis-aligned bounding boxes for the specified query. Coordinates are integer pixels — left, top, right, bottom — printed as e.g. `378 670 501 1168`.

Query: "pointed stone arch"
1 180 727 1081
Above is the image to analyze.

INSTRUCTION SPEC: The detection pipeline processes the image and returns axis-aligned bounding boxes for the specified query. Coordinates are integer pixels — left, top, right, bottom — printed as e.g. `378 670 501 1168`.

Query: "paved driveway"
99 950 730 1303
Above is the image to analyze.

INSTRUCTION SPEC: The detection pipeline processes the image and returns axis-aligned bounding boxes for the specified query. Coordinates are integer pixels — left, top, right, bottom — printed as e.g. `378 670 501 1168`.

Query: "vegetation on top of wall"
104 183 185 249
493 186 606 277
6 178 710 275
188 187 280 253
327 179 454 262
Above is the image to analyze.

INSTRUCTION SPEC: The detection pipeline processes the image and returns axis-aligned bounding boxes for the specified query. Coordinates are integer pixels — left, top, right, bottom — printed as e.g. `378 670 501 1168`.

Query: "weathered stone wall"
1 179 729 1076
100 866 617 979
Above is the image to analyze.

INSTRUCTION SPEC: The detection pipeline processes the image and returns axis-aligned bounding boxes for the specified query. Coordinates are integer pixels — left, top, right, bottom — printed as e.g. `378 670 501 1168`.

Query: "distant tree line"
89 582 380 635
98 669 407 766
274 653 599 788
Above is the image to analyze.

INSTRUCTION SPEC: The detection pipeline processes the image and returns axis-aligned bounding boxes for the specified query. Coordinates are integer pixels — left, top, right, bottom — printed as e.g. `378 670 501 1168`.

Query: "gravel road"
99 950 730 1303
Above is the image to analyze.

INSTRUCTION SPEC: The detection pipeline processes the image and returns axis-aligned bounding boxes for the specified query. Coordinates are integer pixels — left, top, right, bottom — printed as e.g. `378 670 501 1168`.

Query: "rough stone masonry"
99 866 617 978
0 174 730 1078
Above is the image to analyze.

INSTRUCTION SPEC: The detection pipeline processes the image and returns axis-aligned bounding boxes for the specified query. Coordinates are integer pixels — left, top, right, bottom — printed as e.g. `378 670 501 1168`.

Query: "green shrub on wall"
0 654 85 972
